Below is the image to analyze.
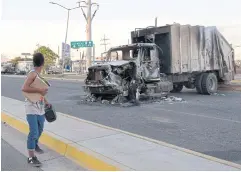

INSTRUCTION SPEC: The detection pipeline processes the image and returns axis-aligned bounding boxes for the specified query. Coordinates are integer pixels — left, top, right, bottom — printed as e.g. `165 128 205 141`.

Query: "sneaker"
35 145 44 154
27 156 42 167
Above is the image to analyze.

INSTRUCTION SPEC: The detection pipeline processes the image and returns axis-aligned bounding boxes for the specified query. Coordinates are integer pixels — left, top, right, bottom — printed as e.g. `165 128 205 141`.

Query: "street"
1 75 241 165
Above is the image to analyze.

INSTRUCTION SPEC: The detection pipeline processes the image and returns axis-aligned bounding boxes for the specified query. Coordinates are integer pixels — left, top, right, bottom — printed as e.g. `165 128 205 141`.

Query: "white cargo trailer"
131 23 236 94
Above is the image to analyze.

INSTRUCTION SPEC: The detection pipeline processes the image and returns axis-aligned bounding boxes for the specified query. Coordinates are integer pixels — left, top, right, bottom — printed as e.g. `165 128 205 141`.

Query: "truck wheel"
171 84 183 93
201 73 218 95
195 74 204 94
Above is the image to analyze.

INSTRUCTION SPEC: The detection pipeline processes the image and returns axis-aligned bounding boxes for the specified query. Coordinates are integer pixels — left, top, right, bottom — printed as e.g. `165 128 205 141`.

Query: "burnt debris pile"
80 94 185 107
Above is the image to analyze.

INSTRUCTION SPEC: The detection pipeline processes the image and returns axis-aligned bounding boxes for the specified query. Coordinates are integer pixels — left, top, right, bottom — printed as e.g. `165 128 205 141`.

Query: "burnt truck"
84 23 235 102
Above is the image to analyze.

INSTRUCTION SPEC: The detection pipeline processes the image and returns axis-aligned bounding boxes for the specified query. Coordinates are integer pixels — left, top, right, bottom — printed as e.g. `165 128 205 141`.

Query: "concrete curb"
2 109 241 170
1 112 119 171
60 114 241 171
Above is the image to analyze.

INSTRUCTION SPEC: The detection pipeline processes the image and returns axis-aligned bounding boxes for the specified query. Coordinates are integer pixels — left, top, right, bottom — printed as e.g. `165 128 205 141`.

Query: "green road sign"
71 41 93 49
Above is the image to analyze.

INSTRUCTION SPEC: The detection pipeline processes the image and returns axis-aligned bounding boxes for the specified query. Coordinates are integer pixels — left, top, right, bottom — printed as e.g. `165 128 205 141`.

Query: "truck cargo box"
131 24 235 81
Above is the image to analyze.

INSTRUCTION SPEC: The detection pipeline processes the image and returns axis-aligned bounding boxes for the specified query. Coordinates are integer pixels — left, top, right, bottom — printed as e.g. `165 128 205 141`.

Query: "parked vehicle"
15 69 27 75
1 65 15 74
47 66 62 74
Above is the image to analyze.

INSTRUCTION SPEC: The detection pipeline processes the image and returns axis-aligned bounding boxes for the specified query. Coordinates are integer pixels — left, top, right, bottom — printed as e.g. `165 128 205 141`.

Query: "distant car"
64 68 70 72
16 71 27 75
1 66 15 74
47 66 62 74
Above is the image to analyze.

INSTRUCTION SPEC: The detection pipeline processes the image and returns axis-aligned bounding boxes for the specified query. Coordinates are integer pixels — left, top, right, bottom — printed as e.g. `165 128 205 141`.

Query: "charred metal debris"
83 44 173 104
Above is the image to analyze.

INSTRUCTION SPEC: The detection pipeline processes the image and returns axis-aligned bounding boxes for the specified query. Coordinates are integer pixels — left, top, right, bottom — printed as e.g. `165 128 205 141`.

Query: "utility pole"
79 51 82 74
100 34 110 52
93 44 95 63
155 17 158 27
77 0 99 69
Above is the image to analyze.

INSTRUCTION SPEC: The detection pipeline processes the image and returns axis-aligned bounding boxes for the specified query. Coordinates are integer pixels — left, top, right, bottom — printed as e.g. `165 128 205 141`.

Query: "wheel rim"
209 78 215 91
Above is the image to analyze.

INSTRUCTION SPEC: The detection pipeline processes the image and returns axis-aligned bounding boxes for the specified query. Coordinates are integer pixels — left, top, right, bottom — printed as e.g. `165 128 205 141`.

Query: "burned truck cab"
84 43 173 102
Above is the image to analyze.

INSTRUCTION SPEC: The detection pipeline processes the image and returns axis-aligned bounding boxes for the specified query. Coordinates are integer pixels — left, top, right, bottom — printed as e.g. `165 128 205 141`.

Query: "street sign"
71 41 93 49
62 43 71 58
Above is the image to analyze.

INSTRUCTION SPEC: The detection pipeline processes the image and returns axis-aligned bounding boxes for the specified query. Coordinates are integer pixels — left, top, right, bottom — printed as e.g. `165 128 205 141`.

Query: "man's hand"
39 88 48 96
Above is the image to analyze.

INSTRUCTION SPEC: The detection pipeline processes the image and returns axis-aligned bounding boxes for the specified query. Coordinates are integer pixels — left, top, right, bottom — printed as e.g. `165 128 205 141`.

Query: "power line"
100 34 110 52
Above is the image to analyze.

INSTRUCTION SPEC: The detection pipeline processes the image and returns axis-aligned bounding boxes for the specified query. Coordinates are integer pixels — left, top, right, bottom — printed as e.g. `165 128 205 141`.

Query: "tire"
201 73 218 95
195 74 204 94
171 83 183 93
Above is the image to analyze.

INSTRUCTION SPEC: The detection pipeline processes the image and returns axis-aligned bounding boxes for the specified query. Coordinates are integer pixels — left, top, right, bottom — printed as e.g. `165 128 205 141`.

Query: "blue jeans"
26 114 45 150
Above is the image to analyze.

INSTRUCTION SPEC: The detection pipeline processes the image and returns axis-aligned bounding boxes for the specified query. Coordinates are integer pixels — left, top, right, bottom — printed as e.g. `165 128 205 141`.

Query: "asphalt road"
1 76 241 165
1 139 42 171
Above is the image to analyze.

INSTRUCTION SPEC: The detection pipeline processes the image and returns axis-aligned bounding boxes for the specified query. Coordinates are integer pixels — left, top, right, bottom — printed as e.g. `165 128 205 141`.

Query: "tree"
11 56 32 67
34 46 58 72
11 57 22 66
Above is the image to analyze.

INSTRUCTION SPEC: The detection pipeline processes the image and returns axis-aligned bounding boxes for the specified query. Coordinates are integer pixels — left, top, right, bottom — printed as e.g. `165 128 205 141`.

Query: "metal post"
79 51 82 74
155 17 157 27
78 0 99 69
65 10 70 44
93 44 95 62
62 10 70 74
104 35 106 51
86 0 92 68
50 2 82 75
100 34 110 53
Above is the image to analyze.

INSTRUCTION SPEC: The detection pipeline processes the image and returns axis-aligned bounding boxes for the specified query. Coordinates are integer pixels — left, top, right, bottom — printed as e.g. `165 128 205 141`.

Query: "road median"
1 96 241 171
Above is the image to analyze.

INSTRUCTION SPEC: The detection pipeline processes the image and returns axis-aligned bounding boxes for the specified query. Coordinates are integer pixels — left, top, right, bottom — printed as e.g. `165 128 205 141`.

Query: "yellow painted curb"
1 112 119 171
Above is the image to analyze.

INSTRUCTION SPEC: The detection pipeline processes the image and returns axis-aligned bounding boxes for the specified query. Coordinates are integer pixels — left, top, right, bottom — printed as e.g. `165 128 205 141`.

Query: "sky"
0 0 241 60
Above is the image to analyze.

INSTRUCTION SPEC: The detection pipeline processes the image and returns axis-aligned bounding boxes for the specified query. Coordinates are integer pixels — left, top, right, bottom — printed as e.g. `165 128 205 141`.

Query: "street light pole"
65 10 70 49
78 0 99 69
49 2 82 74
62 9 70 75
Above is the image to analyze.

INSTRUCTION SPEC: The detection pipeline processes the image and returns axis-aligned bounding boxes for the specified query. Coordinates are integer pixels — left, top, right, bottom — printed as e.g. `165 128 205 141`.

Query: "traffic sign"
71 41 93 49
62 43 71 58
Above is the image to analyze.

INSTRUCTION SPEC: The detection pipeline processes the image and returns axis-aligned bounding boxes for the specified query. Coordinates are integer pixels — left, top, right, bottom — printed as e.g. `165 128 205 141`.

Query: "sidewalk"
1 123 85 171
1 96 241 171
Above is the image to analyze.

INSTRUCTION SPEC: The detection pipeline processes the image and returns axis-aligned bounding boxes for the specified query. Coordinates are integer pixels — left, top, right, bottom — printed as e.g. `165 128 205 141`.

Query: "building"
72 60 87 73
16 61 33 72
